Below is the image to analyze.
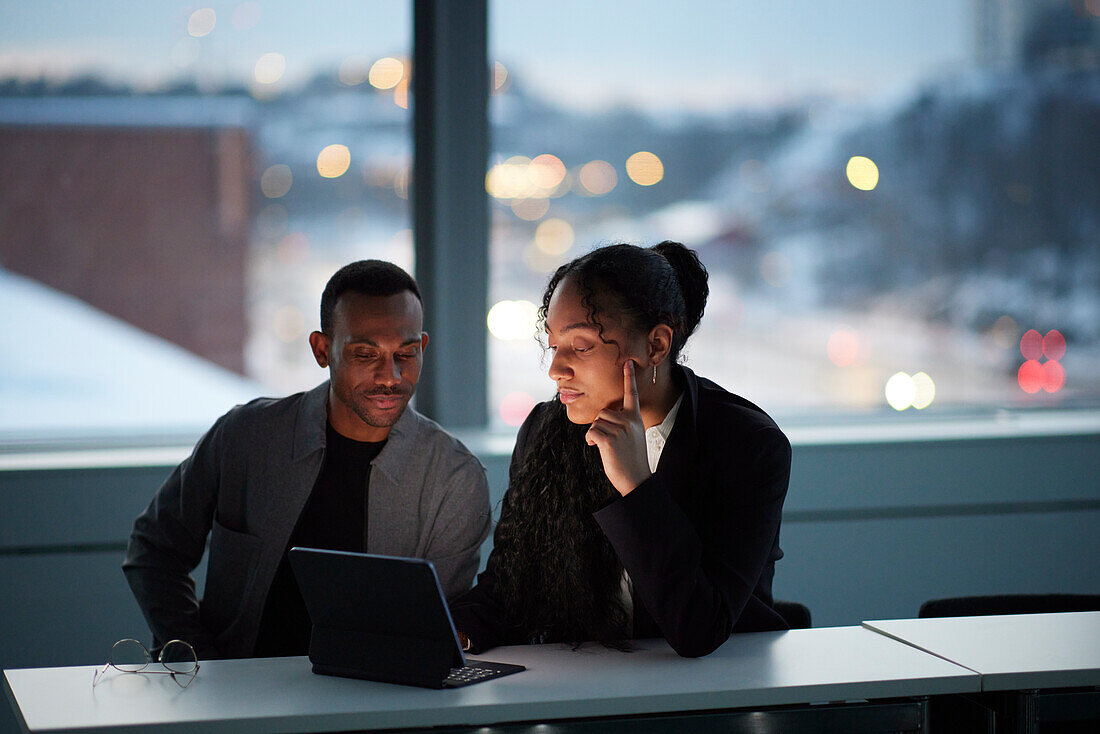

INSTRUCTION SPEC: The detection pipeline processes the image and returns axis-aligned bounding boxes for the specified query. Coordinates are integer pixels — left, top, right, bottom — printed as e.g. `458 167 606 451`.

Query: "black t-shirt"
252 422 386 657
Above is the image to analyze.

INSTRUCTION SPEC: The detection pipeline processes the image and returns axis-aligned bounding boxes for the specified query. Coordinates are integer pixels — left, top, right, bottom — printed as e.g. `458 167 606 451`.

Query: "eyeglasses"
92 638 200 689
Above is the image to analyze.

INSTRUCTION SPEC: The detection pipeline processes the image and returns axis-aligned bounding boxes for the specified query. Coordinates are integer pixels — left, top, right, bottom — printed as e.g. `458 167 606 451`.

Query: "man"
124 260 491 659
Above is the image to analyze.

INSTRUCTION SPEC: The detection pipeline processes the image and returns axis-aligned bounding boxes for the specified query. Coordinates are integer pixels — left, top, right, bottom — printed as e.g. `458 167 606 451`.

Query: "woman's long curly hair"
491 242 709 646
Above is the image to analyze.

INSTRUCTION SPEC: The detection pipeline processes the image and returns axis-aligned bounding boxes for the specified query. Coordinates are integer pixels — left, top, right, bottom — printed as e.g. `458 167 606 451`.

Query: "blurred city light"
759 251 791 287
826 329 861 367
1043 329 1066 360
1018 360 1044 394
530 154 567 190
511 198 550 221
885 372 916 410
277 232 310 263
578 160 617 195
339 56 371 86
254 52 286 84
273 305 305 343
911 371 935 409
394 78 409 108
626 151 664 186
500 391 537 427
188 9 216 38
260 164 293 198
492 61 510 93
369 57 404 89
487 300 539 341
1020 328 1044 360
846 155 879 191
1043 360 1066 393
316 145 351 178
534 218 574 255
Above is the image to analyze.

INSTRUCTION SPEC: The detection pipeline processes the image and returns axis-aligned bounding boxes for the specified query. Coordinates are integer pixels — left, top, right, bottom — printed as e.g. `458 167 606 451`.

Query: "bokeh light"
277 231 310 264
846 155 879 191
273 305 305 343
625 151 664 186
1043 329 1066 361
260 164 293 198
500 391 536 427
1018 360 1044 394
511 198 550 221
492 61 510 92
188 8 216 38
254 53 286 85
534 218 574 255
487 300 539 341
394 78 409 108
1043 360 1066 393
885 372 916 411
911 372 935 409
759 251 791 287
316 145 351 178
826 329 861 367
256 203 289 239
529 154 567 190
339 56 371 86
369 57 404 90
1020 329 1044 360
578 160 617 195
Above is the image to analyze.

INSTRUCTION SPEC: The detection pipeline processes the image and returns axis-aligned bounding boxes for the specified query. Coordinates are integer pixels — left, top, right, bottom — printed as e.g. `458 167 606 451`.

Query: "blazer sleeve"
423 452 493 602
122 418 225 659
448 406 545 653
593 425 791 657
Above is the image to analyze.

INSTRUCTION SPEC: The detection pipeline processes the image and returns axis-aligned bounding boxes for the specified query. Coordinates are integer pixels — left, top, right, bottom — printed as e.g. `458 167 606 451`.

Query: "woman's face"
545 277 648 424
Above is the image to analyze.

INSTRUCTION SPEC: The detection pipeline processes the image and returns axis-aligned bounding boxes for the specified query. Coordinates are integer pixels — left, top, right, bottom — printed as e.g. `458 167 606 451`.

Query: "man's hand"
585 360 651 496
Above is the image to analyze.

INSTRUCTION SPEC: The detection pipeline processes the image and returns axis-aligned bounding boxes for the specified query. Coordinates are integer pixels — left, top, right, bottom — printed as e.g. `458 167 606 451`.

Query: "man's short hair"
319 260 422 334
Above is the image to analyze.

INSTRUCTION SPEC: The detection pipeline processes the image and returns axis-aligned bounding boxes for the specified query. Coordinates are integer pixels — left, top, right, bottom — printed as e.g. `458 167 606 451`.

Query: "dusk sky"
1 1 970 111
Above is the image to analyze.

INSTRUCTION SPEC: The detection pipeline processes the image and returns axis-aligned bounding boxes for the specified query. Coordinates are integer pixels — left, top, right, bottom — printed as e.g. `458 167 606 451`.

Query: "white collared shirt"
620 391 685 630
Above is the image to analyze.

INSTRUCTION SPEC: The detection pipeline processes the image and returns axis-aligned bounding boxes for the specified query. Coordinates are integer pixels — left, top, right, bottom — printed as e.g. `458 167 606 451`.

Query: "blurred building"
975 0 1100 68
0 98 253 374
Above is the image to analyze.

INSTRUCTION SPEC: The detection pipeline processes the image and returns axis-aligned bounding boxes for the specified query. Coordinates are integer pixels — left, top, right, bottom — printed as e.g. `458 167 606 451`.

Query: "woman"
451 242 791 657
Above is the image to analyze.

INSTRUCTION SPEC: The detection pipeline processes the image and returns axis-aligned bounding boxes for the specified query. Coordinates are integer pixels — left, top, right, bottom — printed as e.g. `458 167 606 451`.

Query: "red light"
1043 329 1066 361
499 391 536 427
1042 360 1066 393
1018 360 1044 394
1020 329 1043 360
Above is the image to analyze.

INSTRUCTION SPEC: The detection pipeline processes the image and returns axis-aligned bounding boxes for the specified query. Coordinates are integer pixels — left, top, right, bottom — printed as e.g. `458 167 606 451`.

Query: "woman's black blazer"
451 365 792 657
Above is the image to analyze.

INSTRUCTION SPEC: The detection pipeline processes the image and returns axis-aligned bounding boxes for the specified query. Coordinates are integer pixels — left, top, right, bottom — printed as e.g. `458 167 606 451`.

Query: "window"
0 1 411 442
487 0 1100 428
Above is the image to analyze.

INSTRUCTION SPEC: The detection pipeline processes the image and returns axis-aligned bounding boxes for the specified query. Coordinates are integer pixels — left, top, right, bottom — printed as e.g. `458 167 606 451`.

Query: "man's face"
310 290 428 441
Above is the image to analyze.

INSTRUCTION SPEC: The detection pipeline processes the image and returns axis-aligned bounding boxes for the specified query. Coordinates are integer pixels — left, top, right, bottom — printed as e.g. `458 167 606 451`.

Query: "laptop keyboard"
445 664 500 685
443 659 525 687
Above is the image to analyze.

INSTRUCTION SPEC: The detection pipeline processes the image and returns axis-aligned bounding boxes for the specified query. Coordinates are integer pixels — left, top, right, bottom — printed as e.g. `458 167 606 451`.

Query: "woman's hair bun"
651 241 709 339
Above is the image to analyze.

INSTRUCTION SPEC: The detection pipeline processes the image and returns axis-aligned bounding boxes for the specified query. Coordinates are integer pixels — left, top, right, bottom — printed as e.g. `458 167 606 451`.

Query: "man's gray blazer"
123 382 491 660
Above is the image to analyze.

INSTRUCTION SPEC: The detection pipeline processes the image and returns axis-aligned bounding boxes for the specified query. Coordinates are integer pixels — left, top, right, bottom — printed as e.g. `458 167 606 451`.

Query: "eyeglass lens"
108 639 152 673
159 640 198 674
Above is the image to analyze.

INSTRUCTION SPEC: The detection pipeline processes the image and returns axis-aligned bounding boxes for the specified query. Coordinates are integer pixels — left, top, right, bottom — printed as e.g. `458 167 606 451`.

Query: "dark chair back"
919 593 1100 618
774 600 812 629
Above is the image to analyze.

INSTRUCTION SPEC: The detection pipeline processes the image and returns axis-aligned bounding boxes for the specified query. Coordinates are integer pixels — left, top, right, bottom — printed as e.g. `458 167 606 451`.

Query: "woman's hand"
585 360 651 496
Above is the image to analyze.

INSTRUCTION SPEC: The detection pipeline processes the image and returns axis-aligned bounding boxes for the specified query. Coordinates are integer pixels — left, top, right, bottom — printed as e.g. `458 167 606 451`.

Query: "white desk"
862 611 1100 692
4 626 977 734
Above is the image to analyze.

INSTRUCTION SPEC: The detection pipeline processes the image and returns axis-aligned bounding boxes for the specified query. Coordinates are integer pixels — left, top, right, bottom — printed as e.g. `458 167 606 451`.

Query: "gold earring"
652 365 657 385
